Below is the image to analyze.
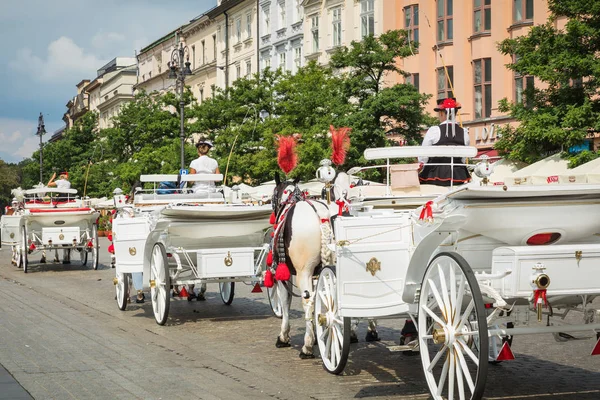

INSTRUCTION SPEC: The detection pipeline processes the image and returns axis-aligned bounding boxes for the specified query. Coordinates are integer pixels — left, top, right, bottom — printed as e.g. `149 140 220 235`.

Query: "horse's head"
273 172 302 214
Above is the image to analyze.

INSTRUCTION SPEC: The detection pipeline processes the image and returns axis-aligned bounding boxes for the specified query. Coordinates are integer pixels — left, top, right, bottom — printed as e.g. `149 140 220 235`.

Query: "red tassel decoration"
330 125 351 166
108 243 115 254
264 269 274 288
276 135 298 174
275 262 291 281
266 250 273 266
269 212 276 224
107 233 113 242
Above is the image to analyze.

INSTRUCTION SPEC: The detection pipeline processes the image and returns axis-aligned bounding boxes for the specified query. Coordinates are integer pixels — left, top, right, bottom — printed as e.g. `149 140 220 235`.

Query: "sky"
0 0 217 164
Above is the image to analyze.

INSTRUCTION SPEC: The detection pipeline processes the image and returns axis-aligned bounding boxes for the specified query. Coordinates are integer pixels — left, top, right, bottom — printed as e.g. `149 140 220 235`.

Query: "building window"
200 87 204 103
361 0 374 38
437 0 453 42
246 59 252 76
311 15 320 52
236 64 241 79
404 5 419 44
474 58 492 119
474 0 491 33
246 14 252 39
294 46 302 72
261 52 271 70
212 35 217 62
406 73 420 92
279 1 286 29
514 0 533 22
437 66 454 99
201 40 206 64
294 0 303 22
263 6 270 32
191 45 196 70
279 51 287 70
332 7 342 47
236 18 242 43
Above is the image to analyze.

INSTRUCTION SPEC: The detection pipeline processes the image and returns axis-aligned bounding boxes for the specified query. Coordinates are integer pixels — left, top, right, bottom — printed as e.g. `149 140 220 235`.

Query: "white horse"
270 173 333 358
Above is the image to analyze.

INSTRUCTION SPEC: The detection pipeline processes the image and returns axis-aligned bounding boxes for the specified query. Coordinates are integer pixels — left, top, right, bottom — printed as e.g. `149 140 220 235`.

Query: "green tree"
329 30 436 176
0 160 21 210
496 0 600 163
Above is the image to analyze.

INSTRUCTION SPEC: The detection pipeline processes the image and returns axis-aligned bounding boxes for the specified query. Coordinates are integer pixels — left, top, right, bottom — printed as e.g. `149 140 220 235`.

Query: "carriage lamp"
531 262 551 321
316 159 336 204
474 155 494 185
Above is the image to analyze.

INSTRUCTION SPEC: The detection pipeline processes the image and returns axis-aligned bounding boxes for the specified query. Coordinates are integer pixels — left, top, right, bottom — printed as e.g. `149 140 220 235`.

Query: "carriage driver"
181 138 221 300
41 171 72 264
418 97 471 187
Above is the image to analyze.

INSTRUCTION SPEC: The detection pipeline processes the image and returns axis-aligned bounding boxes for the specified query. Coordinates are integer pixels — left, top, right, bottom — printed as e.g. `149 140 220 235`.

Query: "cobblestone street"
0 238 599 399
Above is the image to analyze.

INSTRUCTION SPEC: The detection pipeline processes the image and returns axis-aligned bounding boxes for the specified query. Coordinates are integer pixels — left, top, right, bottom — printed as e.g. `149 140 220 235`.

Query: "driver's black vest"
419 123 471 187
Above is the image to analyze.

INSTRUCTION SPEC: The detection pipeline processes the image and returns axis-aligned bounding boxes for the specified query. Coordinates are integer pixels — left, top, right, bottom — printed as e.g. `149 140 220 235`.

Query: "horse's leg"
297 269 316 359
276 280 291 348
365 319 380 342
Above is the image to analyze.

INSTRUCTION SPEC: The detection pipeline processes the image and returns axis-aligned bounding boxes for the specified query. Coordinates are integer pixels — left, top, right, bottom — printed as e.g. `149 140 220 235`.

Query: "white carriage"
1 187 100 273
111 173 272 325
313 146 600 399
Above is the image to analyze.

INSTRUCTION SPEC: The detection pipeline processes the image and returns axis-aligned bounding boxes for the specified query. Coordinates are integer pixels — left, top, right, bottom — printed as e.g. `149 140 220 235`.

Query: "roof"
206 0 246 18
139 27 183 54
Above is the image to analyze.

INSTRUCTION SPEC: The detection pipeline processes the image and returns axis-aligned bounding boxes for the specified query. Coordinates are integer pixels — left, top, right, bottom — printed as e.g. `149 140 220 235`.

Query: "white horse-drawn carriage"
269 146 600 400
0 187 100 273
111 173 272 324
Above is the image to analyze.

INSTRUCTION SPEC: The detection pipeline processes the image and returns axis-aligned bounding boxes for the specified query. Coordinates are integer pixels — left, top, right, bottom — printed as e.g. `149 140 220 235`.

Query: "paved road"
0 238 599 399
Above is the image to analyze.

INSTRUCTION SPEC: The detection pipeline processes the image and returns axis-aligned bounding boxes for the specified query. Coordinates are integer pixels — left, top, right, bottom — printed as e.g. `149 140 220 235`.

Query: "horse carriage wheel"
80 247 88 266
219 282 235 305
267 279 292 318
21 226 28 274
14 245 22 269
150 243 171 325
115 272 130 311
90 223 99 270
418 252 488 400
314 266 350 375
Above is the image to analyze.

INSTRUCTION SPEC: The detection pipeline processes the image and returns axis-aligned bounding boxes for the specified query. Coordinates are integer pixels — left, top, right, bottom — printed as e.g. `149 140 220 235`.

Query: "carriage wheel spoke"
333 329 341 365
454 274 466 324
456 338 480 365
455 343 476 395
455 348 466 400
427 345 448 372
323 274 333 310
455 299 475 330
450 266 457 323
448 350 455 400
437 264 453 324
421 304 446 327
428 279 448 321
436 354 450 396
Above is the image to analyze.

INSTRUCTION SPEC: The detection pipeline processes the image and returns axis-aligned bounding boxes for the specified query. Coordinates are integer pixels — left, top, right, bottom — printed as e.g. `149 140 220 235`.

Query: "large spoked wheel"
314 266 350 375
150 243 171 325
267 278 292 318
14 245 22 269
219 282 235 305
418 252 488 400
21 226 28 273
115 272 129 311
90 224 99 270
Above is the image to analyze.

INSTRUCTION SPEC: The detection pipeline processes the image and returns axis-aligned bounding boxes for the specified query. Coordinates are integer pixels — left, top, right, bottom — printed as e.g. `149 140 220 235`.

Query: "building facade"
258 0 304 74
301 0 383 66
394 0 553 151
181 11 219 103
135 29 180 95
95 58 137 129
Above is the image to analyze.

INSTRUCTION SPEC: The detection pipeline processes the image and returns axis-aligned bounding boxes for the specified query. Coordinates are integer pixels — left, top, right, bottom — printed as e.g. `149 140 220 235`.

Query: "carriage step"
389 342 419 353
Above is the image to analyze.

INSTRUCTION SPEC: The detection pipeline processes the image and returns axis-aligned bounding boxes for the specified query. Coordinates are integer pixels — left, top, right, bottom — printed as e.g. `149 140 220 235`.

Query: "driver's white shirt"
189 155 218 193
55 179 71 189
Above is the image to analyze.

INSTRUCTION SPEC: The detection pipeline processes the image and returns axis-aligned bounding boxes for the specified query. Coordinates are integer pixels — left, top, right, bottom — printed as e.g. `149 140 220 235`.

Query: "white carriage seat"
134 191 225 203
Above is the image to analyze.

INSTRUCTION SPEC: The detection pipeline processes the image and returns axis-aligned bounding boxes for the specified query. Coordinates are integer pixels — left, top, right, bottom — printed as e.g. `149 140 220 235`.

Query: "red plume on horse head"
330 125 351 166
276 134 299 174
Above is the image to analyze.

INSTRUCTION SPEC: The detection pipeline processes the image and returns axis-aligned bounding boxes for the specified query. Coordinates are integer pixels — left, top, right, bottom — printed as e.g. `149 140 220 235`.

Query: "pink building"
385 0 555 153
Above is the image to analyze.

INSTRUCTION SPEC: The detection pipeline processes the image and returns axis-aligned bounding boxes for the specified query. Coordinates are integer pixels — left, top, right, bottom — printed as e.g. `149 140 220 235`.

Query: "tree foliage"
496 0 600 163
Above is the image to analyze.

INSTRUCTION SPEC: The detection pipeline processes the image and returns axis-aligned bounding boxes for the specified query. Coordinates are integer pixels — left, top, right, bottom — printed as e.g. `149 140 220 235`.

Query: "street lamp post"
36 112 46 183
168 37 192 171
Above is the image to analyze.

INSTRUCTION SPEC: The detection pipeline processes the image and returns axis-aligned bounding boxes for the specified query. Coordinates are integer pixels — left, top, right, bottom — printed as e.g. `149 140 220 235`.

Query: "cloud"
0 117 59 163
10 36 107 83
91 31 126 54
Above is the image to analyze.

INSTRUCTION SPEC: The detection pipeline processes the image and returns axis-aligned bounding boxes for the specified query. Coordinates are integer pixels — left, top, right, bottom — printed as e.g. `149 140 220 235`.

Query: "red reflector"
167 253 172 258
591 338 600 356
29 243 36 251
496 342 515 361
86 240 94 248
526 232 561 245
484 303 493 309
251 283 263 293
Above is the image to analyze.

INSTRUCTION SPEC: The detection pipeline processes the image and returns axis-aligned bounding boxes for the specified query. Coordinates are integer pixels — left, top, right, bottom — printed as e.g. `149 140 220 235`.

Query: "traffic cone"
251 283 263 293
179 286 189 298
